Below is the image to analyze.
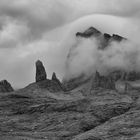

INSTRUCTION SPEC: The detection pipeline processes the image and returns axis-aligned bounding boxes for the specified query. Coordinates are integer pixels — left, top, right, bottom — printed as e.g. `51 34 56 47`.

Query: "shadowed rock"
92 71 115 90
111 34 126 42
52 72 58 81
52 72 61 85
76 27 126 49
35 60 47 82
65 27 140 91
52 72 64 90
0 80 14 92
76 27 102 38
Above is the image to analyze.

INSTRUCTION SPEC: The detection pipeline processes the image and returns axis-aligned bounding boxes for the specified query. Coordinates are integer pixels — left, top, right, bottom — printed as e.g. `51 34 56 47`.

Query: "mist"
64 32 140 80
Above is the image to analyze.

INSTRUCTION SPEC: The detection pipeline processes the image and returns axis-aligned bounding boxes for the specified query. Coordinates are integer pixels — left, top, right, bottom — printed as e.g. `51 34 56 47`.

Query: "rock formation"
76 26 126 50
51 72 64 90
76 27 126 41
35 60 47 82
76 27 102 38
64 27 140 91
92 71 115 90
0 80 14 92
52 72 59 82
34 60 64 92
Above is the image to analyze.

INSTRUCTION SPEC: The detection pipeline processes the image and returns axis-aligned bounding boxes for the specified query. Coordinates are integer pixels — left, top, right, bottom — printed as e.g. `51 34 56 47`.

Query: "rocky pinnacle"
35 60 47 82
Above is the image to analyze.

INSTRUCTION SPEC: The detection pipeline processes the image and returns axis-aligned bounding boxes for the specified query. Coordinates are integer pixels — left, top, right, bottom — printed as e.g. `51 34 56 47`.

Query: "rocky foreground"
0 78 140 140
0 27 140 140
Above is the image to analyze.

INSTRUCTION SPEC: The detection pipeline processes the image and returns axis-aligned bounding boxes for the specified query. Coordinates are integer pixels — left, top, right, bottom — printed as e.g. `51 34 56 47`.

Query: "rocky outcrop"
51 72 64 91
0 80 14 92
109 70 140 81
52 72 61 84
65 27 140 90
35 72 63 92
76 27 126 50
33 60 63 92
92 70 140 91
64 27 130 91
76 27 102 38
76 27 126 41
92 71 115 90
126 71 140 81
35 60 47 82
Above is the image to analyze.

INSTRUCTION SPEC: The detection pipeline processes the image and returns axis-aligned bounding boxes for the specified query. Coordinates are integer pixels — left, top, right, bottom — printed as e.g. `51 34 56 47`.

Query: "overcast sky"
0 0 140 88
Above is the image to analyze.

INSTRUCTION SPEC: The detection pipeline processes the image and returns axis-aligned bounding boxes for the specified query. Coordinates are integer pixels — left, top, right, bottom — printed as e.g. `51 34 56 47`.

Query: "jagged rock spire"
35 60 47 82
52 72 61 85
52 72 57 81
51 72 64 91
0 80 14 93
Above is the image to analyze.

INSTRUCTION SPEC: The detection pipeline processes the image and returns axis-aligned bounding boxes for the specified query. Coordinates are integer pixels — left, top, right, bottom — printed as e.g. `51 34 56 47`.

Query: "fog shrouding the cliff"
64 36 140 80
0 0 140 88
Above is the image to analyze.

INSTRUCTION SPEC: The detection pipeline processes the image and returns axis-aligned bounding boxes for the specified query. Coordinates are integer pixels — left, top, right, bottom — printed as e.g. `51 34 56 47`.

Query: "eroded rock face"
52 72 62 85
76 27 102 38
35 60 47 82
51 72 64 91
64 27 129 91
109 70 140 82
92 71 115 90
34 72 63 92
111 34 126 42
0 80 14 92
75 27 126 49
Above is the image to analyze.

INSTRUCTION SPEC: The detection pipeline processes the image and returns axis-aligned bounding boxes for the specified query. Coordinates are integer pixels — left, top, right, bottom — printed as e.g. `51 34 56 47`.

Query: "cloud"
0 17 29 48
64 35 140 80
0 0 73 40
69 0 140 18
0 0 140 88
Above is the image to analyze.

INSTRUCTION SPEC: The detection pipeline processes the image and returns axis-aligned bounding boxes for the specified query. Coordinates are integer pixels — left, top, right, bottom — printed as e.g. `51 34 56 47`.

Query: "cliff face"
91 71 115 90
76 27 126 50
64 27 140 91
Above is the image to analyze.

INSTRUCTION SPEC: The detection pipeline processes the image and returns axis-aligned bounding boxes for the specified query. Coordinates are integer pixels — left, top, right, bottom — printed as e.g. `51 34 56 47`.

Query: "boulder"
111 34 126 42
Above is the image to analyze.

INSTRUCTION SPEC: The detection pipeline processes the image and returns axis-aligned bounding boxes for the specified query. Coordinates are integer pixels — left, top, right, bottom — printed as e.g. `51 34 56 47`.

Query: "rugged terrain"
0 27 140 140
